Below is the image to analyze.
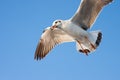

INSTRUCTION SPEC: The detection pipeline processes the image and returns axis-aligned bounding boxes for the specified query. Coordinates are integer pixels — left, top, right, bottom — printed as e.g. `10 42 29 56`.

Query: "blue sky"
0 0 120 80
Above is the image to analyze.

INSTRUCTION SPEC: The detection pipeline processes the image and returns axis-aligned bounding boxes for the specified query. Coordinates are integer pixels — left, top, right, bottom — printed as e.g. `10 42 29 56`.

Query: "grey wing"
34 27 74 60
71 0 113 30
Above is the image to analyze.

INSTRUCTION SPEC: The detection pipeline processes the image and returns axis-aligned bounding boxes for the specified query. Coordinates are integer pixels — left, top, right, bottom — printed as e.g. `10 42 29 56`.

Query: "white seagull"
34 0 113 60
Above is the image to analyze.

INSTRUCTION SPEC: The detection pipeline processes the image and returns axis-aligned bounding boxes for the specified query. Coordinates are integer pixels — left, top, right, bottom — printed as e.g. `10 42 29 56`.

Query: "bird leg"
76 40 89 56
84 36 96 51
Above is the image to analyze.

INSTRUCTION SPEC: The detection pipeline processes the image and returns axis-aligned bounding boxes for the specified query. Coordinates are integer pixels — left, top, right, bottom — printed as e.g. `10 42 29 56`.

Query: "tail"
76 31 102 55
89 31 102 47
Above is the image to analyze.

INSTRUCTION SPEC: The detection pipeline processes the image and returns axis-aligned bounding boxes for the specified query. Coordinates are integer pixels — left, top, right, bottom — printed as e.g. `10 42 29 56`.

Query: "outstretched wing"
71 0 113 30
34 27 74 60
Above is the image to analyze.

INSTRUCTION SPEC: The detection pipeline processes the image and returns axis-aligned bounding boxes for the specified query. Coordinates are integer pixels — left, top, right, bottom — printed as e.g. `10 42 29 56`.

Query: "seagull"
34 0 113 60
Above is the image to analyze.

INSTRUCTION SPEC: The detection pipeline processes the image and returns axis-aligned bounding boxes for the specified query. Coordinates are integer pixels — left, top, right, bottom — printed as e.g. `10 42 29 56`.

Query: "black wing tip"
34 39 45 61
34 57 42 61
103 0 113 5
34 53 41 61
34 54 40 60
109 0 113 2
34 53 45 60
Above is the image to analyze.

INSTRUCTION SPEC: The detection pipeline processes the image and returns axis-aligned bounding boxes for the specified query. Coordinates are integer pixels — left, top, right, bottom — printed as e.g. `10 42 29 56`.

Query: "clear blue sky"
0 0 120 80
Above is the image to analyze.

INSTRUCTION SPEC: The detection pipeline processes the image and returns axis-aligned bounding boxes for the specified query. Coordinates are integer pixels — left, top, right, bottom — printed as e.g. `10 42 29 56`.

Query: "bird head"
51 20 63 30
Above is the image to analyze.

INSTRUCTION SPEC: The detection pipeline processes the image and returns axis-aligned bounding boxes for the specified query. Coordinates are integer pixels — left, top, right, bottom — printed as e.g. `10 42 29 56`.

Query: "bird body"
59 20 102 53
58 20 87 38
34 0 113 60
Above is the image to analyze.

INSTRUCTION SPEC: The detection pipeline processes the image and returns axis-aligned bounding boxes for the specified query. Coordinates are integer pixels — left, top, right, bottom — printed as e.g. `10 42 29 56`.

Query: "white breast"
62 20 88 40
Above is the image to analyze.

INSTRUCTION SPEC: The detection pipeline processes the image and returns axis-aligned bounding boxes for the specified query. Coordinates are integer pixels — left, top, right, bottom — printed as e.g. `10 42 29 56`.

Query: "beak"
50 25 56 30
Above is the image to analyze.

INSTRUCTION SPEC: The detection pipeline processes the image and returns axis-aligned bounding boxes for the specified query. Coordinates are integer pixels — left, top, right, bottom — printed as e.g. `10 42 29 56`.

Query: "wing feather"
71 0 113 30
34 27 74 60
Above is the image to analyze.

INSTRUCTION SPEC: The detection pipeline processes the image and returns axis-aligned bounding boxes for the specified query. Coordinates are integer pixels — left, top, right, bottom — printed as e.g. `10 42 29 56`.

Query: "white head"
51 20 63 29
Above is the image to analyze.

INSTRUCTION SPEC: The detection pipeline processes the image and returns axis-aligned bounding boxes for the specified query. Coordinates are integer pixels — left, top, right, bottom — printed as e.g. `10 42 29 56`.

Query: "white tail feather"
76 30 102 55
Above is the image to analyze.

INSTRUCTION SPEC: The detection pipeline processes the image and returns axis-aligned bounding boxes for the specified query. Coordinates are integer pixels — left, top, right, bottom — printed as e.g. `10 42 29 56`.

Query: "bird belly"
63 24 88 41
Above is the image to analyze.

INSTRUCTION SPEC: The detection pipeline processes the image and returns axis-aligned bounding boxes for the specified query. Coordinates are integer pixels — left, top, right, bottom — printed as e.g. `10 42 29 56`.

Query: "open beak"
50 25 56 30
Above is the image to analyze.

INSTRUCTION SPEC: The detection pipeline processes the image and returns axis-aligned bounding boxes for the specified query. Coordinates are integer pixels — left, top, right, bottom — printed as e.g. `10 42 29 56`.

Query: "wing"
71 0 113 30
34 27 74 60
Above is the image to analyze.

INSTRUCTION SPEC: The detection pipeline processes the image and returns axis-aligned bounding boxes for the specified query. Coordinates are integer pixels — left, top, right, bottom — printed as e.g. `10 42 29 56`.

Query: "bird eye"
55 22 57 24
59 21 61 23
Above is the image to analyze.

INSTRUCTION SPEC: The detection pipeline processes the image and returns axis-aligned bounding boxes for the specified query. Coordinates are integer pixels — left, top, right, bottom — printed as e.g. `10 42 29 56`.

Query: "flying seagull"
34 0 113 60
